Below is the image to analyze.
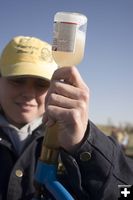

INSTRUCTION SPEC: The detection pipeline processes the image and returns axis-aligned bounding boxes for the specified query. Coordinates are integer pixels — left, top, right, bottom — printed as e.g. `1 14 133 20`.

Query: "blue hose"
34 160 74 200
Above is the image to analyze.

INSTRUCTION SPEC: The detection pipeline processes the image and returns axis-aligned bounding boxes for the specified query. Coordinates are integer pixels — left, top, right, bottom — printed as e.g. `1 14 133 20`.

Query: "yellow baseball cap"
0 36 58 81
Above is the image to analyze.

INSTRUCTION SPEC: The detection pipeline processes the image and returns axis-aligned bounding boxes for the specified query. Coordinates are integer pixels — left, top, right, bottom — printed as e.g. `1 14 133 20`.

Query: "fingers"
45 88 89 124
45 80 89 111
44 66 90 125
46 80 88 100
43 114 55 127
51 66 88 89
45 105 80 125
46 66 89 103
46 91 89 111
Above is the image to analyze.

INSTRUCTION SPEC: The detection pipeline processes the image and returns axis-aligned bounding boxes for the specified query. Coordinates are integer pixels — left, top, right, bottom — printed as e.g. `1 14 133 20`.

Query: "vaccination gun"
33 12 87 200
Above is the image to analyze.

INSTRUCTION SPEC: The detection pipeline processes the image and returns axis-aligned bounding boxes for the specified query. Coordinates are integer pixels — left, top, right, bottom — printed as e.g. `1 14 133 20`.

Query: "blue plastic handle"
34 160 74 200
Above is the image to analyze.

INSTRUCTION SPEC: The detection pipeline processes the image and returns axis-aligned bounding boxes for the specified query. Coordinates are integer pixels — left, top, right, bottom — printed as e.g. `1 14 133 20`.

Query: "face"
0 76 49 128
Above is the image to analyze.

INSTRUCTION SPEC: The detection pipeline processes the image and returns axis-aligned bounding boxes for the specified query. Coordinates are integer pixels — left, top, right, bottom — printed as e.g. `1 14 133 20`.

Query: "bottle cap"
54 12 87 25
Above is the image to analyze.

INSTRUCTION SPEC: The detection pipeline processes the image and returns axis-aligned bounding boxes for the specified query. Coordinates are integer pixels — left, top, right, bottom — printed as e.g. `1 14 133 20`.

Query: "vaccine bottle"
52 12 87 66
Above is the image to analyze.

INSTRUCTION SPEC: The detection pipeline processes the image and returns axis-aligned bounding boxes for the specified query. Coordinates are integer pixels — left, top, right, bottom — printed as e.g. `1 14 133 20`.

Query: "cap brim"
1 62 58 81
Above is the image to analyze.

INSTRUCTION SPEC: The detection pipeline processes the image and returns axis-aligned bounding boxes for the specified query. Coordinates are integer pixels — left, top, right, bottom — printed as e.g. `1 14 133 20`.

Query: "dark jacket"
0 121 133 200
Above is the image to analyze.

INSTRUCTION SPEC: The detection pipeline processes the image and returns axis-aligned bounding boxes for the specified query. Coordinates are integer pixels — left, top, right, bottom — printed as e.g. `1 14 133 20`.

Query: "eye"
35 80 50 89
7 78 25 85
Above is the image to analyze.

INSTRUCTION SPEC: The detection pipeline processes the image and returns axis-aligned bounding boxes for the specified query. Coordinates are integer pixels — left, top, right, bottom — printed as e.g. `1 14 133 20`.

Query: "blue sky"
0 0 133 125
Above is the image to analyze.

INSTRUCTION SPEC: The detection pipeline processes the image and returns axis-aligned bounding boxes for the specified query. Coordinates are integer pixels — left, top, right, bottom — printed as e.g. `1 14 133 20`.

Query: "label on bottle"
52 22 77 52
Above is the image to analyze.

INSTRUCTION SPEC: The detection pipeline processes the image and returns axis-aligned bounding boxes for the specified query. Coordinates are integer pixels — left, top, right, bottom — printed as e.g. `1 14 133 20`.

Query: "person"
0 36 132 200
111 127 129 153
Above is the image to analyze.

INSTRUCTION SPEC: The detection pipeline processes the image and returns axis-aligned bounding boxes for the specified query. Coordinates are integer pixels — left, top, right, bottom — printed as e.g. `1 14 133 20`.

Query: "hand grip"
39 124 60 164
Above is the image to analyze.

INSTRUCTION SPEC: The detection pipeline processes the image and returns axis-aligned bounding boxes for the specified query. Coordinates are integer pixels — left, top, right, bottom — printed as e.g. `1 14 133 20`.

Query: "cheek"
0 89 16 101
0 86 18 110
0 92 14 112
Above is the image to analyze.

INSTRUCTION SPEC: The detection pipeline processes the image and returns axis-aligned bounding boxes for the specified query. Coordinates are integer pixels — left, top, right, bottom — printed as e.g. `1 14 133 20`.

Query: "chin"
17 115 37 124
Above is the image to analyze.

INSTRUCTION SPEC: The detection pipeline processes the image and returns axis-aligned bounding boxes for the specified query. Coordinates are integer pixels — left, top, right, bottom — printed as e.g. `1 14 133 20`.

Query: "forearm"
60 121 133 199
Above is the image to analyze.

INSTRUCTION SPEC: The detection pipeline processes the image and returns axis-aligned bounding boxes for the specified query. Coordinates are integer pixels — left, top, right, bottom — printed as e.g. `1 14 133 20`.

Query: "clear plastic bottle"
52 12 87 66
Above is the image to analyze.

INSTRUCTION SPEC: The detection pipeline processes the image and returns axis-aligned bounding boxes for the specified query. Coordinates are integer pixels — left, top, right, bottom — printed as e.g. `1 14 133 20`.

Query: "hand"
44 66 90 152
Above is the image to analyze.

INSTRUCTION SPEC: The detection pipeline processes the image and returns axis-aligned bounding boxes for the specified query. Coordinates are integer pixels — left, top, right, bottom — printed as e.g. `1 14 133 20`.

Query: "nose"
21 83 36 99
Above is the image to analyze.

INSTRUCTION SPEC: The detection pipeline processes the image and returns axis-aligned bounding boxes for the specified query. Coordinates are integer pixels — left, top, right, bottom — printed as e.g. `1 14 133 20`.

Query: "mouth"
16 102 37 111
